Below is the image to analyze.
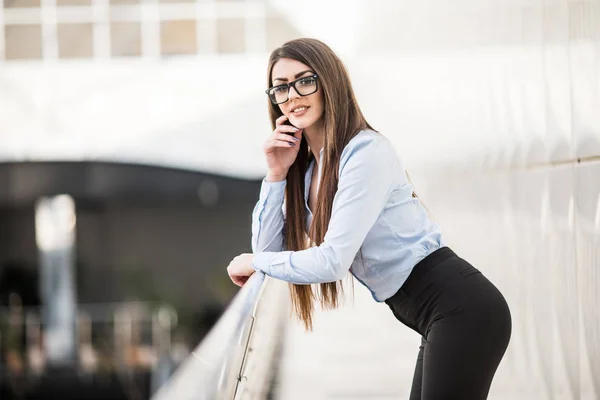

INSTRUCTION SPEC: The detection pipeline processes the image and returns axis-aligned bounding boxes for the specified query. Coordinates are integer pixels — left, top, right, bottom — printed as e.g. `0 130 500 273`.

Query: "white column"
36 195 78 365
0 0 5 61
93 0 111 59
40 0 58 61
196 0 217 54
244 0 266 54
141 0 161 59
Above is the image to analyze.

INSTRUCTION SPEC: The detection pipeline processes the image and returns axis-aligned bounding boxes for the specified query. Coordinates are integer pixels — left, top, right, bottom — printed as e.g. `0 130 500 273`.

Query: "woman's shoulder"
350 128 385 143
341 129 395 162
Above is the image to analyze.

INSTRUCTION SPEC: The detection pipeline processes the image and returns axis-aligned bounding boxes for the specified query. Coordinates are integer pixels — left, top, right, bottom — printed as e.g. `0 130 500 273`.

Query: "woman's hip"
384 246 512 338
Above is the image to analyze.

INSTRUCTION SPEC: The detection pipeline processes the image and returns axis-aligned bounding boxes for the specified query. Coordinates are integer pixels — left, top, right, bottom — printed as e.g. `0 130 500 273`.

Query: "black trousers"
384 246 512 400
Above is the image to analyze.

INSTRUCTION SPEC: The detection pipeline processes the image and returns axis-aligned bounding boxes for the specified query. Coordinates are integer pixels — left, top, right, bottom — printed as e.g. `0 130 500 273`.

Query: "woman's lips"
291 106 310 117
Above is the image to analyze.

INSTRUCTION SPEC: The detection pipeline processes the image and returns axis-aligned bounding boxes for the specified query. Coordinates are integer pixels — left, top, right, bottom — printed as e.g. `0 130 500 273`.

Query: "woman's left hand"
227 253 256 287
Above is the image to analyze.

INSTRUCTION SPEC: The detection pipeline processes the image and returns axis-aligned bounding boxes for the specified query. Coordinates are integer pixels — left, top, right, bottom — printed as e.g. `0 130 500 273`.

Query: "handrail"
152 271 288 400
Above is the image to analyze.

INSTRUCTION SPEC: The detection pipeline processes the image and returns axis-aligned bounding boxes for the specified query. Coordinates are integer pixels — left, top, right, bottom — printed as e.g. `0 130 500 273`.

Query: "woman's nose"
288 85 301 99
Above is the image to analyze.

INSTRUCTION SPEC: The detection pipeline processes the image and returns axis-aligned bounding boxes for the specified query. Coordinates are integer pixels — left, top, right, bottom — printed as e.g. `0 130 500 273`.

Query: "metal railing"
152 271 288 400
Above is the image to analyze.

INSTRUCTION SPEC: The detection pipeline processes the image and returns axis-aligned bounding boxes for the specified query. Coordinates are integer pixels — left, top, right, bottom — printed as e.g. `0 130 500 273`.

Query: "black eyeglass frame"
265 74 319 105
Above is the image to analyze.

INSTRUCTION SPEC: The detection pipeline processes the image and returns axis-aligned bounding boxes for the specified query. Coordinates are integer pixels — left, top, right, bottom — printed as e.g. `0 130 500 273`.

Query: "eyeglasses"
265 74 319 105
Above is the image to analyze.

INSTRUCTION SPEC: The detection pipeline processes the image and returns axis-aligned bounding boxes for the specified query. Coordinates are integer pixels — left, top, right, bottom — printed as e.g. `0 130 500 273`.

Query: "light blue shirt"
250 129 446 302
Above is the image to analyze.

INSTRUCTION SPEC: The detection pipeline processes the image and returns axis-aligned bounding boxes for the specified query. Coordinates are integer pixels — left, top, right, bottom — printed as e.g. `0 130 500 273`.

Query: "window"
5 25 42 60
216 18 244 53
1 0 273 61
58 23 93 58
111 22 142 57
161 20 196 55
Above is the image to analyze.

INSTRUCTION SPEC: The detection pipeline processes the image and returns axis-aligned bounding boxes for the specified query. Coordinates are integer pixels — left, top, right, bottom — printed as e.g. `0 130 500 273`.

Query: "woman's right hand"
263 115 303 181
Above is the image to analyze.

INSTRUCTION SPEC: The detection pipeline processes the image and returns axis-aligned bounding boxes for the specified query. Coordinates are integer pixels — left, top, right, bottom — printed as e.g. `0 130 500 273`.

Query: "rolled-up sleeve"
252 136 395 284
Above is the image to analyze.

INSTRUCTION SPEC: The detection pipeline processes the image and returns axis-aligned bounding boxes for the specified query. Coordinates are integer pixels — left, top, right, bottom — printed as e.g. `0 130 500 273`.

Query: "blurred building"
0 1 302 397
1 0 301 60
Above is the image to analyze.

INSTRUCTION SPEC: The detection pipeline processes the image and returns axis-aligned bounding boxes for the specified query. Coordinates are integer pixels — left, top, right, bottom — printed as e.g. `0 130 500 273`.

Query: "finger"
265 138 298 151
275 133 300 144
230 274 242 286
269 140 298 149
276 124 300 135
293 127 303 141
232 275 248 287
275 114 289 126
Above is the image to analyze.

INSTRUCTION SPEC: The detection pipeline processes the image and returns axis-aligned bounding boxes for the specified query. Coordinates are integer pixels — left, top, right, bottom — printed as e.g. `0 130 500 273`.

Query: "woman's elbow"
322 252 350 281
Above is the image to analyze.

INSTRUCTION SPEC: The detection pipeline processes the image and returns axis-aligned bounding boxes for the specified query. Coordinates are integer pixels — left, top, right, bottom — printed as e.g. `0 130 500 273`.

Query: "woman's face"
271 58 324 130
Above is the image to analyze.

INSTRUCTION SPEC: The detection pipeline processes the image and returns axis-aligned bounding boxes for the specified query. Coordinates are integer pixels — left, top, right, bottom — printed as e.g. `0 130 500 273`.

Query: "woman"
227 38 511 399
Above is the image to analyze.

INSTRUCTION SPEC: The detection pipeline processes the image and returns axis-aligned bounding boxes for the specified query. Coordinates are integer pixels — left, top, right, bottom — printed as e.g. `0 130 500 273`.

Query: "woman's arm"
251 135 400 284
251 178 287 253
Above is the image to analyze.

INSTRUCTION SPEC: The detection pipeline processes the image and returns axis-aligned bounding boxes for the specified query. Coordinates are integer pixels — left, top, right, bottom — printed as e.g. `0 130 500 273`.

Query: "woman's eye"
299 78 315 86
273 86 287 93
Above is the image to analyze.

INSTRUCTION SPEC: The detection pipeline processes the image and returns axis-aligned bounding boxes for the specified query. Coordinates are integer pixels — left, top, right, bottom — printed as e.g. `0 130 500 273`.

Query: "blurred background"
0 0 598 399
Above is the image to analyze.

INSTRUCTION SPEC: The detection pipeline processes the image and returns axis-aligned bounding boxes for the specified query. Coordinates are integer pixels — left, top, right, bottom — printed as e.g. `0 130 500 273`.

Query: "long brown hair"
266 38 375 331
